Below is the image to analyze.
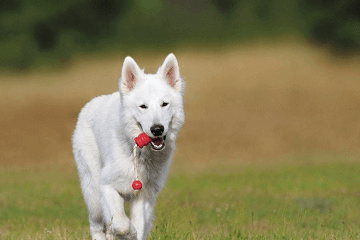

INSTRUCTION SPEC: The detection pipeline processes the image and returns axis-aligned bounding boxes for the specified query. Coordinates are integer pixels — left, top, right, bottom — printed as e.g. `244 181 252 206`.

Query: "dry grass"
0 41 359 169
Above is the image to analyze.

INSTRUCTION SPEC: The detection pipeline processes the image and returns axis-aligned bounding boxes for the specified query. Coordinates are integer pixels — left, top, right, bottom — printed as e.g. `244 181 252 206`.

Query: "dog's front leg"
130 196 156 240
101 185 137 239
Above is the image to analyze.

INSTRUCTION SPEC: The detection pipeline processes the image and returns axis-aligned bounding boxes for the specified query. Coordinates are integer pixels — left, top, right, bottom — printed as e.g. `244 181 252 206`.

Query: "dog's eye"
161 102 169 107
139 104 148 109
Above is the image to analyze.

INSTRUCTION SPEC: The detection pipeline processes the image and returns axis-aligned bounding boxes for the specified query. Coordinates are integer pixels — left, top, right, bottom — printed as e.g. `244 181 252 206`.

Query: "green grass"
1 157 359 239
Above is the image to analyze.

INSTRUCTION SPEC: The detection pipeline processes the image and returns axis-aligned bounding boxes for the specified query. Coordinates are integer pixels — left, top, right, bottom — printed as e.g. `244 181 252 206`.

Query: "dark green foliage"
210 0 238 15
31 0 131 51
0 0 359 71
301 0 360 54
0 0 21 12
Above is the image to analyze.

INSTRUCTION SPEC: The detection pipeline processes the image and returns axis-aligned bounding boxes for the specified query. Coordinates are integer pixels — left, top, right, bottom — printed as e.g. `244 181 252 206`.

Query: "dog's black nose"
150 124 164 137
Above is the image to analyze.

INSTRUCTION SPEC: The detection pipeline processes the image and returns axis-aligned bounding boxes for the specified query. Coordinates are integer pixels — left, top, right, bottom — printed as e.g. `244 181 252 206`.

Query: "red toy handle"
134 133 152 148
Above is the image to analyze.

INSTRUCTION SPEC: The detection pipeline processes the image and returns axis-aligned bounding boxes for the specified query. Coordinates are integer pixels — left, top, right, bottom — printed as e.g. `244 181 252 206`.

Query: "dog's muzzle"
150 135 166 151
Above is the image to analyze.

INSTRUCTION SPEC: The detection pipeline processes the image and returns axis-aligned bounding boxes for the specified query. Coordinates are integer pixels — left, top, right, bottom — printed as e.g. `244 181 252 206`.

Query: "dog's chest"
137 152 170 186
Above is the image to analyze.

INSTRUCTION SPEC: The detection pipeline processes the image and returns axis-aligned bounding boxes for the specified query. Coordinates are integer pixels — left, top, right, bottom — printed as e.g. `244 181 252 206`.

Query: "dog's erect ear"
120 56 141 95
160 53 182 92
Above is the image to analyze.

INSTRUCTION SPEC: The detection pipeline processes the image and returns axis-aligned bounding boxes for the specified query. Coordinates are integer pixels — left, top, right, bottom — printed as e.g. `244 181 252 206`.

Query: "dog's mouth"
150 135 166 151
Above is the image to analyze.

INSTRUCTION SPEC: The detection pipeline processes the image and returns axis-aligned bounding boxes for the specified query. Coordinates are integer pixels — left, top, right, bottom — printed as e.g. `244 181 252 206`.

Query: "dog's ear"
160 53 183 92
120 56 141 95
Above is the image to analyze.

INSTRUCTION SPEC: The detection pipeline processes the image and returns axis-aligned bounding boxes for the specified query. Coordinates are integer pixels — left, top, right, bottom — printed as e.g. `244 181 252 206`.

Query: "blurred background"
0 0 359 169
1 0 360 70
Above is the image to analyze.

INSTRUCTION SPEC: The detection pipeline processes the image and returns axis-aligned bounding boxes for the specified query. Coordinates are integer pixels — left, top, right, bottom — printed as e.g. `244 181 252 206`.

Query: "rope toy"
132 133 152 190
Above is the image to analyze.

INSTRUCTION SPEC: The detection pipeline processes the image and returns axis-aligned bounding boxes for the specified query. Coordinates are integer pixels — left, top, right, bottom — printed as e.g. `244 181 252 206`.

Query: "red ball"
132 180 142 190
134 133 152 148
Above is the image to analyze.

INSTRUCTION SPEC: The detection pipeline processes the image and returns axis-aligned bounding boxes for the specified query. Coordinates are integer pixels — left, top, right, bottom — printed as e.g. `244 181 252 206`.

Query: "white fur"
72 54 185 240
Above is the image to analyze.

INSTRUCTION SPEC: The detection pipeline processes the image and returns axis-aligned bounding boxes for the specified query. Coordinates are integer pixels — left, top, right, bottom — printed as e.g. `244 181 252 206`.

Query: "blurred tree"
255 0 271 22
33 22 58 51
32 0 131 51
210 0 238 16
302 0 360 54
0 0 21 12
0 0 359 71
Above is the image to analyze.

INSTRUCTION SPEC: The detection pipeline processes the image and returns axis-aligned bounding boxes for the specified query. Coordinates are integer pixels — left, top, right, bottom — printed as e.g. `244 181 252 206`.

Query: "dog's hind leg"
85 179 106 240
74 152 106 239
73 128 106 240
75 151 106 239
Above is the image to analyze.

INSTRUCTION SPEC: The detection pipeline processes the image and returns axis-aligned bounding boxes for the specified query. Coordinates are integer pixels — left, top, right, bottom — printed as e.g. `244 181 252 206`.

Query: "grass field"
0 41 359 239
1 157 359 239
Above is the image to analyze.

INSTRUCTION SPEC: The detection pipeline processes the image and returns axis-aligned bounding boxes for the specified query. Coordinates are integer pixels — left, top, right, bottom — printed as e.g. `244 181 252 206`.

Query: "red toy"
134 132 152 148
132 180 142 190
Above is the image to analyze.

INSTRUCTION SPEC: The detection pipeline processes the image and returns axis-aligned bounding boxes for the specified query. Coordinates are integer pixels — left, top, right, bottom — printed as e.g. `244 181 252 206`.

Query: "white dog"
72 54 185 240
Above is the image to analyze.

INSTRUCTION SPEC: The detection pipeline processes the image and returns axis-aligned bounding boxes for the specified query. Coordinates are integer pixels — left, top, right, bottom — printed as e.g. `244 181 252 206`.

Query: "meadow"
1 158 360 239
0 42 359 239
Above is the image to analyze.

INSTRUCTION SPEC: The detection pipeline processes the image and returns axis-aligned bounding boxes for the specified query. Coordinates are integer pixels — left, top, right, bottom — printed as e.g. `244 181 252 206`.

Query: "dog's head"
119 54 185 151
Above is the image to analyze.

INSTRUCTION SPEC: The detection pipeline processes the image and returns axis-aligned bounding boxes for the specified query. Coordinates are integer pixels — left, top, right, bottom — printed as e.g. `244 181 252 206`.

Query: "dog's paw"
109 219 137 240
115 230 137 240
105 229 116 240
